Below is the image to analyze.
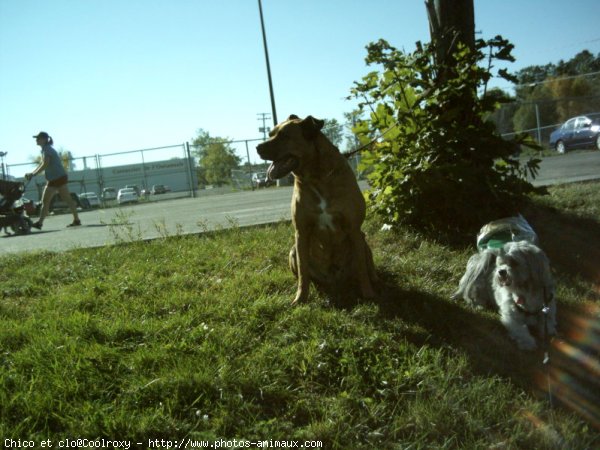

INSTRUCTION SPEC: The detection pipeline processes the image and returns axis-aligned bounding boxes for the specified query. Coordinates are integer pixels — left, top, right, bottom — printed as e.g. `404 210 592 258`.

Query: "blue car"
549 115 600 153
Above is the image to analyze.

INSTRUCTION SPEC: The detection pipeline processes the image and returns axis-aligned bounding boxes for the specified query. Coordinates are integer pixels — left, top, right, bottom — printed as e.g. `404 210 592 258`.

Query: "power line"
581 37 600 45
501 94 600 106
493 70 600 92
258 0 278 125
520 70 600 87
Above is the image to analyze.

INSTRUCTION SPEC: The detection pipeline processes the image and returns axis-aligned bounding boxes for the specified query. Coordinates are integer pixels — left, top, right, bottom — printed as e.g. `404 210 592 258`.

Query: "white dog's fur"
454 241 557 350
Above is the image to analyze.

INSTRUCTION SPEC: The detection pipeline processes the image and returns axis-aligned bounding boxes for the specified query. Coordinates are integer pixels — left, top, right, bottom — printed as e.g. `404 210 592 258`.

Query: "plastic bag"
476 214 538 250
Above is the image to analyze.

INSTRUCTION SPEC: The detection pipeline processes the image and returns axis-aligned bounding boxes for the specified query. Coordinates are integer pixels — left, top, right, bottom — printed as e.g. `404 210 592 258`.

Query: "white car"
251 172 274 188
79 192 100 208
117 188 139 205
102 187 117 201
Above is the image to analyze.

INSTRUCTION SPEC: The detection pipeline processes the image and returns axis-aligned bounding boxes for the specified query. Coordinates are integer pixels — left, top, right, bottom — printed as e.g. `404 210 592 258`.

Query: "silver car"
117 188 139 205
79 192 100 208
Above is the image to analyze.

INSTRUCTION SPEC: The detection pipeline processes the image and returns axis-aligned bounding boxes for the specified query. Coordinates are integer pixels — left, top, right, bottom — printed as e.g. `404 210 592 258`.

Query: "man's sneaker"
67 219 81 227
32 221 43 230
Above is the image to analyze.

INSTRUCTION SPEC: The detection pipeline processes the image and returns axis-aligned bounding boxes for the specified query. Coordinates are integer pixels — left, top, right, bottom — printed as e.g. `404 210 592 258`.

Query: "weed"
103 209 143 244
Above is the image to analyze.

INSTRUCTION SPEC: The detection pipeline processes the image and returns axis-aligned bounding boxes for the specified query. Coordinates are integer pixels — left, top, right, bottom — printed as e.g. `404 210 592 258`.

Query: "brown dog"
256 114 377 304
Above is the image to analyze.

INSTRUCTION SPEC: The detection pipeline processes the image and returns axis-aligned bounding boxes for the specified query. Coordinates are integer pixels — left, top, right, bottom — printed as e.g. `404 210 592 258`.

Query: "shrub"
350 37 542 237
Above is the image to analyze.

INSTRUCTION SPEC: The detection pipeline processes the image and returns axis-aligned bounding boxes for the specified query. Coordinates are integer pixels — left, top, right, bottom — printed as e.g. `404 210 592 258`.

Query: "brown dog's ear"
300 115 324 139
287 114 300 121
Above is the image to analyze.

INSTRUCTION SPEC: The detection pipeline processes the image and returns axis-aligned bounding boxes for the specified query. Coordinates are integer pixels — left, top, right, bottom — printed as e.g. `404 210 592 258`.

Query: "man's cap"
33 131 49 139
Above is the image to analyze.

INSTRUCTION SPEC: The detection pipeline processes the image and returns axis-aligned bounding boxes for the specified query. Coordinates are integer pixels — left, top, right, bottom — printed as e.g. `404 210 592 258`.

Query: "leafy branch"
349 36 543 236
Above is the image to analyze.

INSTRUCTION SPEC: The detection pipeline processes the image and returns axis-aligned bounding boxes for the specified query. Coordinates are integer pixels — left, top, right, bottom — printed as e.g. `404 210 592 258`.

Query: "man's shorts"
47 175 68 188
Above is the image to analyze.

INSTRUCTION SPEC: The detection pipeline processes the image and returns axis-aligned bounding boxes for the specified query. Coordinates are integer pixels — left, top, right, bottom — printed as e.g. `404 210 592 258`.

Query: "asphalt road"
529 150 600 186
1 187 295 255
2 151 599 255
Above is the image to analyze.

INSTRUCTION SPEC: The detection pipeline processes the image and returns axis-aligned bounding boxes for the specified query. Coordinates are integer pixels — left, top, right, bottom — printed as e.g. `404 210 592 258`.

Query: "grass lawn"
1 181 599 449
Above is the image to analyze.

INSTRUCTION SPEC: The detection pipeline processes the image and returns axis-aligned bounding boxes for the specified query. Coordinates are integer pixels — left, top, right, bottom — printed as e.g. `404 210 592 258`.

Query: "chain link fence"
3 136 364 205
493 94 600 148
6 143 198 204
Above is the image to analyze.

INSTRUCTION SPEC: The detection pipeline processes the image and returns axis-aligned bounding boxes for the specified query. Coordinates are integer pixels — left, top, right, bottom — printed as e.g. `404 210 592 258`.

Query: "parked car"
151 184 167 194
79 192 100 208
102 187 117 201
251 172 274 189
549 115 600 153
117 188 139 205
125 184 141 196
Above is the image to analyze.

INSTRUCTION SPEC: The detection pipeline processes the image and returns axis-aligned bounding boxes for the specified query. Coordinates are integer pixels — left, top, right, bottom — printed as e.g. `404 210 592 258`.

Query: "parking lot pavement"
529 150 600 186
1 187 294 255
3 151 599 256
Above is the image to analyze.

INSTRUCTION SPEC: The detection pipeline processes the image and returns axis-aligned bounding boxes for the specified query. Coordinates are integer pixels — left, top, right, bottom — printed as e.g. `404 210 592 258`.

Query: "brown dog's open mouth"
267 156 299 180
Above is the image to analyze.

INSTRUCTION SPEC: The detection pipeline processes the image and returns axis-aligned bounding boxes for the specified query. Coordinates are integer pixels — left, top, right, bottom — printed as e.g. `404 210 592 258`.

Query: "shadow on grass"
522 197 600 428
319 199 600 426
370 192 600 429
523 202 600 286
371 279 600 429
375 280 539 381
321 272 543 386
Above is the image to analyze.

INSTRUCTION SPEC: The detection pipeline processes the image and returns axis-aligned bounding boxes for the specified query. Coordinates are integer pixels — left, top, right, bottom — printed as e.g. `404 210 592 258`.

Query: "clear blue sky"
1 0 598 169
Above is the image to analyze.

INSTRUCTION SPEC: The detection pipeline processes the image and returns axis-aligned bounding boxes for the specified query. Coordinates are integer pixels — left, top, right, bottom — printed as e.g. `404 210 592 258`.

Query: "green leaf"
350 35 537 233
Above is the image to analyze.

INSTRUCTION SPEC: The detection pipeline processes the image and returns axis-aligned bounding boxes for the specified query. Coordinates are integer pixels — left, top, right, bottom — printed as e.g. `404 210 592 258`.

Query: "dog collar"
514 297 543 316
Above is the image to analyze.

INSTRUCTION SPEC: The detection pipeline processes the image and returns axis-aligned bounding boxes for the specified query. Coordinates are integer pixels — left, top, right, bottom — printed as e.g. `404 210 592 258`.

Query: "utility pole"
534 103 542 145
257 112 271 140
244 140 251 167
258 0 278 125
0 151 7 180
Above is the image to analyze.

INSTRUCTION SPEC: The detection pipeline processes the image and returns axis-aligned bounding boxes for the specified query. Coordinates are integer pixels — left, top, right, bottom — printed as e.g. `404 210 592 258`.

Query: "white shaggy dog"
454 240 557 351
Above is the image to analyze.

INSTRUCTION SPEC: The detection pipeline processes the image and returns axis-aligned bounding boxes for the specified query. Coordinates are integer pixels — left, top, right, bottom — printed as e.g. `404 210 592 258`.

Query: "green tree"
30 148 76 171
59 149 76 172
321 119 344 148
349 37 540 236
514 63 557 92
511 51 600 133
512 83 558 134
343 110 363 153
555 50 600 76
192 130 241 187
547 76 600 122
484 87 517 135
